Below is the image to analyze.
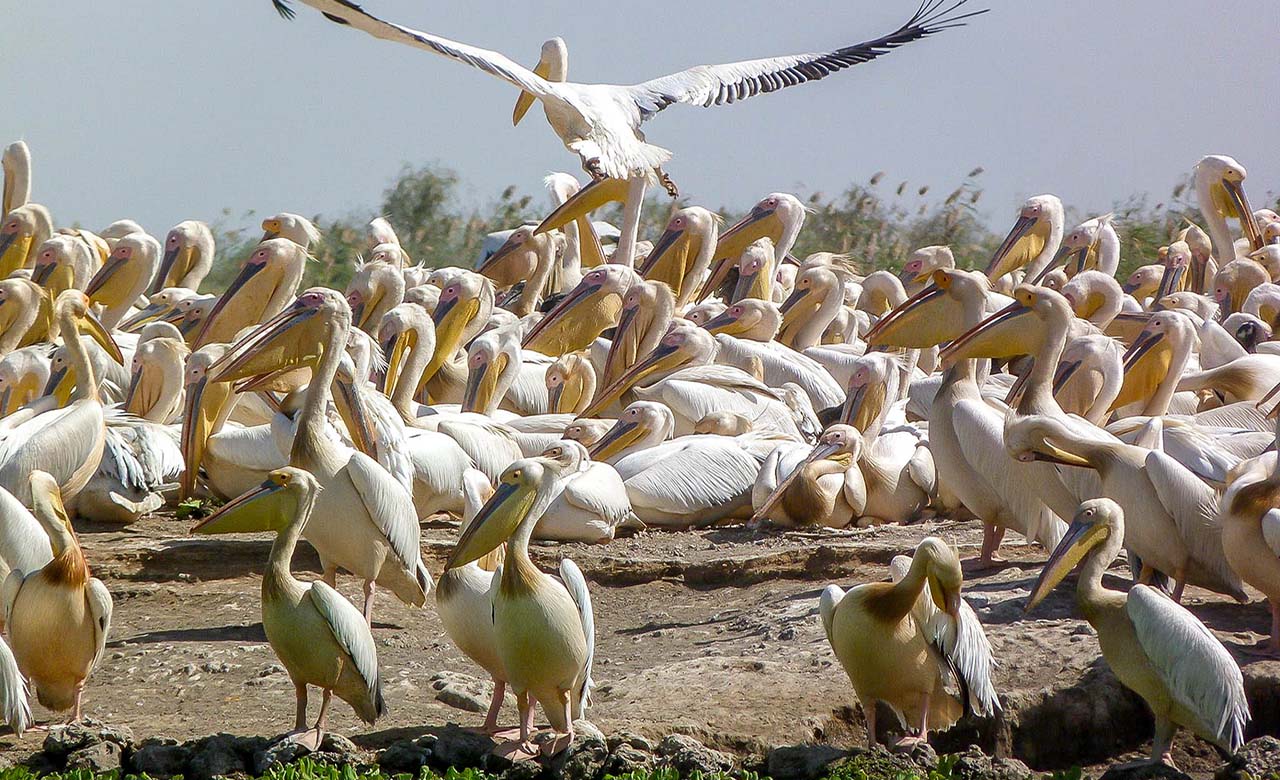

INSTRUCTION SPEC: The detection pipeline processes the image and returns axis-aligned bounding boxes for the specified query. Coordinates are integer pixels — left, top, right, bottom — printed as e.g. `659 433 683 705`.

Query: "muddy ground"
2 512 1279 778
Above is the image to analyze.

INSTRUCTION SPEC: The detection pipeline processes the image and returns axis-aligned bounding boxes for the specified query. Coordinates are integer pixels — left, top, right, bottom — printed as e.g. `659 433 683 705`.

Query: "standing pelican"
194 466 384 750
1027 499 1248 768
152 221 214 294
275 0 982 263
212 289 431 622
820 537 998 748
1194 156 1263 265
4 472 112 724
446 447 595 758
1219 411 1280 653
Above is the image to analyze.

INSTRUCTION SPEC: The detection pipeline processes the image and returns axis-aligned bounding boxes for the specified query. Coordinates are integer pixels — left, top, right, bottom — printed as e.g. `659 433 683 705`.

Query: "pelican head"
366 217 402 252
86 232 161 323
212 288 344 386
119 287 200 333
28 470 78 557
347 256 406 334
0 203 52 278
0 277 44 354
589 400 676 462
986 195 1063 281
427 270 493 386
125 331 189 422
1027 498 1121 610
1154 241 1193 303
31 235 91 294
899 245 954 291
702 299 782 341
700 193 805 300
1005 415 1092 469
261 212 321 248
940 284 1070 363
1060 271 1123 326
0 346 50 416
583 323 714 417
1247 246 1280 283
179 344 233 499
731 238 776 303
866 268 988 349
563 418 613 448
404 283 441 315
463 327 521 415
779 265 842 334
447 452 571 569
193 466 321 535
44 290 123 397
1050 214 1113 280
752 424 864 523
195 238 308 347
2 141 31 217
683 300 726 327
1113 309 1194 410
377 301 435 398
1212 259 1269 318
546 351 596 415
1121 264 1165 299
513 37 567 125
640 207 721 305
152 221 214 295
911 538 965 619
1226 313 1271 353
841 353 901 434
477 226 540 290
539 439 590 475
1194 155 1263 253
522 264 637 351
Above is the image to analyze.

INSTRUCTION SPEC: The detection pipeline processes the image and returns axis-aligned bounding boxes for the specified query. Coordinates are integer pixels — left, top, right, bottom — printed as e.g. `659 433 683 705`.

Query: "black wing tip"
910 0 991 35
271 0 296 20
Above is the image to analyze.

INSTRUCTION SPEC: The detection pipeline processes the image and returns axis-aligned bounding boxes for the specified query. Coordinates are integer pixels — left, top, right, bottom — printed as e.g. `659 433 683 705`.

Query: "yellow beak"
1026 519 1108 610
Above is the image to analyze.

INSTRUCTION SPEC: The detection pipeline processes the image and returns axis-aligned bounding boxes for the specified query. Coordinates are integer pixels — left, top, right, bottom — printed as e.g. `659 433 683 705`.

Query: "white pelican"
600 279 674 392
194 466 384 750
1219 412 1280 653
1194 155 1263 265
2 141 30 217
261 212 321 249
1040 213 1119 282
752 425 866 528
545 352 596 416
3 472 112 724
820 537 998 748
0 484 53 610
195 238 308 348
211 289 431 621
523 265 638 358
346 256 406 335
437 469 508 732
700 194 808 302
152 221 214 295
985 195 1064 286
898 245 953 295
85 231 161 330
0 291 119 505
638 207 719 308
1060 271 1125 329
277 0 981 266
0 278 45 356
445 447 596 758
0 203 53 278
0 346 50 417
464 326 552 417
536 440 636 543
1027 498 1248 768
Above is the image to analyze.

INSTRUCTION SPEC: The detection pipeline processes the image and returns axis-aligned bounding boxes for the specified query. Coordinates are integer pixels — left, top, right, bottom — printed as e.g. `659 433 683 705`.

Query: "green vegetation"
205 159 1280 293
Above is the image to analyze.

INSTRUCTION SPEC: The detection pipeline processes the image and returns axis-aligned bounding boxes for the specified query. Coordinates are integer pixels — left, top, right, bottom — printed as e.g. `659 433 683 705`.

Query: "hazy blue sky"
3 1 1277 239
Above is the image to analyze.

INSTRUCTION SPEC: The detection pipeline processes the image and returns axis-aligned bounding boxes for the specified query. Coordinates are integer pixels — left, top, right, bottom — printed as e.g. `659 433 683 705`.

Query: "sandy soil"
2 512 1277 777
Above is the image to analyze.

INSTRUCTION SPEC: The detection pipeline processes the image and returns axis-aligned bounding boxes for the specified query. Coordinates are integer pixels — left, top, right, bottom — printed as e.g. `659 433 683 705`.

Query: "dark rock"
42 719 134 756
893 740 937 768
766 744 849 780
607 732 654 753
603 744 653 775
656 733 734 774
949 745 1032 780
499 760 543 780
251 733 361 775
65 741 123 772
379 739 433 773
131 738 194 777
187 734 247 780
1216 736 1280 780
1100 762 1193 780
430 723 497 769
551 733 608 780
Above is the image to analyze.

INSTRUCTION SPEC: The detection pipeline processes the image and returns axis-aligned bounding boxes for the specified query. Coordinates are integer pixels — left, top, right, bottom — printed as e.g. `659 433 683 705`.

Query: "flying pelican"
211 289 431 622
152 221 215 295
194 466 384 750
436 469 508 733
3 472 112 725
275 0 983 265
2 141 30 217
85 231 161 330
820 537 998 748
752 424 866 528
1027 498 1248 768
0 291 119 505
445 447 595 758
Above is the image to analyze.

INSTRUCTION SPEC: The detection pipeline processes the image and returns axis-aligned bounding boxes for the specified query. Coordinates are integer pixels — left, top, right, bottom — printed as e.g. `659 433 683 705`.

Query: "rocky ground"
2 513 1280 779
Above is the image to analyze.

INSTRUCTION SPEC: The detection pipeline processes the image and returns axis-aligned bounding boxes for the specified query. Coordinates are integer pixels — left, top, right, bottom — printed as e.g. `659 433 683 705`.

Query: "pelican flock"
1 0 1279 775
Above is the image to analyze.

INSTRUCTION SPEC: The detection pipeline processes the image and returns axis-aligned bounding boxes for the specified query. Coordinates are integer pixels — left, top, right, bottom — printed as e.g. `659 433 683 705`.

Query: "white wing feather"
1145 450 1244 599
559 558 595 719
345 451 429 591
308 580 382 700
87 578 114 674
0 635 29 736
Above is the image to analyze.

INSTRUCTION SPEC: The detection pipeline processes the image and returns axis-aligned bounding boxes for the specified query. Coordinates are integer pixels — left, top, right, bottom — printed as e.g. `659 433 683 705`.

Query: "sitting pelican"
545 352 595 415
85 231 161 330
1219 410 1280 653
600 278 674 391
0 203 53 278
277 0 981 265
0 346 50 417
2 141 30 217
820 537 998 748
445 446 595 758
437 469 508 732
536 440 636 543
195 238 308 347
194 467 384 750
1027 498 1248 768
4 472 112 724
212 289 431 622
0 291 119 505
752 425 866 528
118 287 202 334
152 221 214 294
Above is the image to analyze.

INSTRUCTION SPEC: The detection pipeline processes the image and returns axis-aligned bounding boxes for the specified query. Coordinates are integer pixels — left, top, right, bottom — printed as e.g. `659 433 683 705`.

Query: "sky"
3 1 1278 238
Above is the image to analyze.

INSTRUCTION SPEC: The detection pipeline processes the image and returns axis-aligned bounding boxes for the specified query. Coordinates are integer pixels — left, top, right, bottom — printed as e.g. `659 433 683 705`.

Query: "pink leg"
293 682 308 732
482 679 505 733
362 580 376 626
864 701 877 748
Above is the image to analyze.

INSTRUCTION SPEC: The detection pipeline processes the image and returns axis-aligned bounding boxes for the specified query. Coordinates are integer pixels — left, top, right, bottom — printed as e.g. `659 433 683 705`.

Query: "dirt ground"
2 512 1278 777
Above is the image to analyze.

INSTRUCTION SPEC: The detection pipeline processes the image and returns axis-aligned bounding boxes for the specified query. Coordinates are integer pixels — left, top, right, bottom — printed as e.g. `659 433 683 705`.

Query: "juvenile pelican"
2 141 30 217
821 537 998 748
212 289 431 622
4 472 112 724
752 425 866 528
446 448 595 758
195 467 384 750
152 221 214 294
1027 498 1248 767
